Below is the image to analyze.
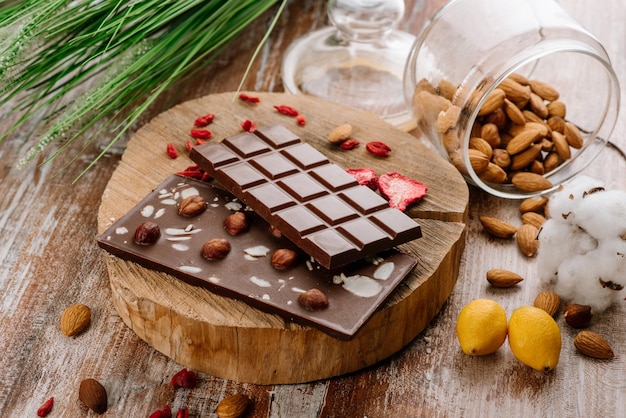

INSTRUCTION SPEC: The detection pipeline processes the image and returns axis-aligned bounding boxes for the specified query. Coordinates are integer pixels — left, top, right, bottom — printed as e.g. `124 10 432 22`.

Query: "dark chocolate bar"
97 175 418 340
190 124 422 269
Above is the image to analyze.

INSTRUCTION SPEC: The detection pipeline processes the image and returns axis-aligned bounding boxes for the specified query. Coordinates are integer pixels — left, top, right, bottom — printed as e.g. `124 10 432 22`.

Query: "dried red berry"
346 168 378 190
176 165 208 181
239 93 260 103
176 408 189 418
377 172 428 212
149 405 172 418
340 139 360 150
190 129 212 140
171 368 197 389
166 143 178 159
241 119 257 133
185 139 194 152
274 104 299 117
296 114 306 126
195 138 207 145
366 141 392 157
194 113 215 127
37 397 54 417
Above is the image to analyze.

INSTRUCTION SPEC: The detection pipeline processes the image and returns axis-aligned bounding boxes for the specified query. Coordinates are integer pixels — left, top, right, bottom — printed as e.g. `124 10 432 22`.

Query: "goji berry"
366 141 392 157
195 138 207 146
190 129 212 140
185 140 194 152
171 368 197 389
194 113 215 127
37 397 54 417
241 119 257 133
274 105 299 117
340 139 360 150
149 405 172 418
176 408 189 418
239 93 260 103
296 114 306 126
177 165 207 181
166 143 178 159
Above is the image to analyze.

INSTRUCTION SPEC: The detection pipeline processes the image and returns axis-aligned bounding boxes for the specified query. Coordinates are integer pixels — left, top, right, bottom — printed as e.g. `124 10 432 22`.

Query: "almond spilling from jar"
533 291 561 316
486 269 524 287
479 216 517 239
573 330 614 359
216 394 251 418
516 223 539 257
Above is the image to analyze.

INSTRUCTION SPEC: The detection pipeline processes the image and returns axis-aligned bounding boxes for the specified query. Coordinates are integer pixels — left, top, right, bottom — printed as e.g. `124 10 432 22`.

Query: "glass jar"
403 0 620 198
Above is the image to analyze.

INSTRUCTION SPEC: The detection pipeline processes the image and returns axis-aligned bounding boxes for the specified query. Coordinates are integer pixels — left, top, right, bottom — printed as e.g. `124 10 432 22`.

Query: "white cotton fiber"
536 176 625 313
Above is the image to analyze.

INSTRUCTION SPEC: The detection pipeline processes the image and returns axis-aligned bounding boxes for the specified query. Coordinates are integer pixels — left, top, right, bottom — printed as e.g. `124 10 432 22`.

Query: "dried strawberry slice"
377 172 427 212
346 168 378 191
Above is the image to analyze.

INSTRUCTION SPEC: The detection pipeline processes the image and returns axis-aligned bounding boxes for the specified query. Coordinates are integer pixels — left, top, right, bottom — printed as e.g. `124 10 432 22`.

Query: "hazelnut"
201 238 231 260
134 221 161 245
79 378 107 414
298 288 329 311
224 212 248 235
564 303 592 328
178 195 207 217
271 249 297 270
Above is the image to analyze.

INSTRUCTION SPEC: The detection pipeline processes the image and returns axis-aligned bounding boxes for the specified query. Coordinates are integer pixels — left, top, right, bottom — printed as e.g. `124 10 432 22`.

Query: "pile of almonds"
414 73 585 192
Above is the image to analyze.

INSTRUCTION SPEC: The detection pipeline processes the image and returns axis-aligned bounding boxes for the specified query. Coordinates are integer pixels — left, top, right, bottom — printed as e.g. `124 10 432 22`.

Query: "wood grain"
2 0 626 416
97 92 468 384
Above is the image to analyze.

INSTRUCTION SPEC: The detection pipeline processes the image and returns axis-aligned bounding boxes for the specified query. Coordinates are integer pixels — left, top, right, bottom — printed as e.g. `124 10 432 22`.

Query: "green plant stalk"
0 0 284 175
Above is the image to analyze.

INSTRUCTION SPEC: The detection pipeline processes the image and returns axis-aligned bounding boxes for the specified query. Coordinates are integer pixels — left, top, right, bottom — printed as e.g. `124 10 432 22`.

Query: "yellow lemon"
508 305 561 371
456 299 508 355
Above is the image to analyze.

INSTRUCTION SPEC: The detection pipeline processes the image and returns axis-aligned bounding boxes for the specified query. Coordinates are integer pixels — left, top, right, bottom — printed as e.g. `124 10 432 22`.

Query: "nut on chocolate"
134 221 161 245
178 195 207 217
224 212 248 235
202 238 231 260
298 288 329 311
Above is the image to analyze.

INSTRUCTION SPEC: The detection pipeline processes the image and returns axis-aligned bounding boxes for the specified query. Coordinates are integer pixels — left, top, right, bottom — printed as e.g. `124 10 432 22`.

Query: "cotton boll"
555 252 617 313
548 175 605 225
537 219 597 282
576 190 626 240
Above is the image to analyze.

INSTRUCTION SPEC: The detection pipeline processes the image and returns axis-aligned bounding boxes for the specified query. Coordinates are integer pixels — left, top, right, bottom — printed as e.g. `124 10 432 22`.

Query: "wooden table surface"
2 1 625 416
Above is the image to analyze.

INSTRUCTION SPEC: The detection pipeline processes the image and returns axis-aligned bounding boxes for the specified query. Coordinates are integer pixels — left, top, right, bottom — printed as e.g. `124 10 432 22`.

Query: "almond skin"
564 304 593 328
516 223 539 257
216 393 251 418
511 172 553 192
486 269 524 288
60 304 91 337
479 216 517 239
533 291 561 317
328 123 352 144
521 211 546 228
574 331 614 359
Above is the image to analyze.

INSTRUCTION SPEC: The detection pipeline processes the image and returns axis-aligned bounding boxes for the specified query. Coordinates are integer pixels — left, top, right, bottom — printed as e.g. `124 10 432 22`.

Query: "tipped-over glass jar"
403 0 620 198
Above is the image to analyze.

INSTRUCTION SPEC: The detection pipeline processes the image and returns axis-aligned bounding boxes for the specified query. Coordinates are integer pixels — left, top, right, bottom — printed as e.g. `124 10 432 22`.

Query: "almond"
516 223 539 257
469 136 493 160
437 79 458 101
505 127 543 155
510 144 542 171
478 88 506 116
468 149 490 174
60 304 91 337
528 79 560 101
486 269 524 287
547 116 566 134
498 78 531 108
533 291 561 316
564 303 593 328
511 172 553 192
480 123 502 148
478 162 507 184
573 330 614 359
521 211 546 228
552 131 571 160
528 92 549 119
327 123 352 144
547 100 566 118
564 121 584 149
216 393 251 418
79 378 107 414
491 148 511 169
479 216 517 239
519 195 548 214
543 152 561 173
436 105 461 133
503 98 526 125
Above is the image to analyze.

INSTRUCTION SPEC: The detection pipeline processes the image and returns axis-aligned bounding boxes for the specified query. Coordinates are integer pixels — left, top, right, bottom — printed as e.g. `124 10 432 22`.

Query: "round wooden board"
97 92 469 384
